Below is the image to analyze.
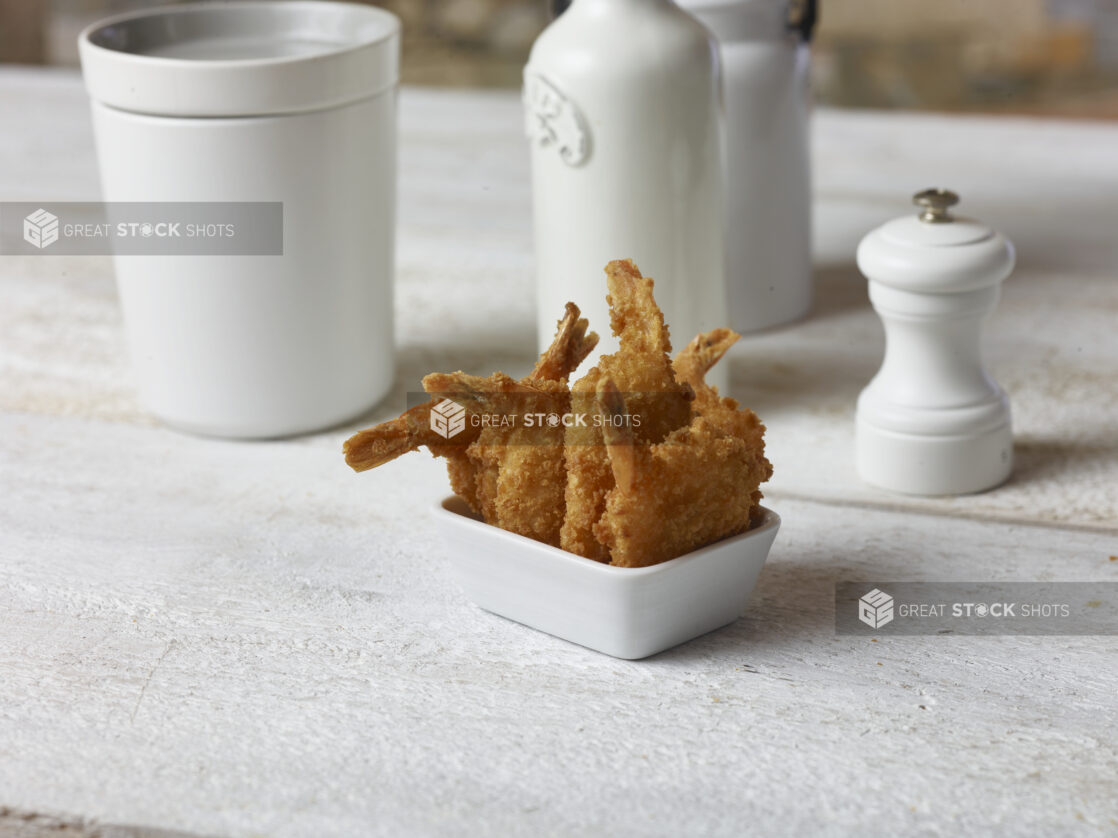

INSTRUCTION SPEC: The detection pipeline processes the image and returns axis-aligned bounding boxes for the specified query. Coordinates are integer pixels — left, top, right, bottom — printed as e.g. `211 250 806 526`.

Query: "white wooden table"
2 68 1117 838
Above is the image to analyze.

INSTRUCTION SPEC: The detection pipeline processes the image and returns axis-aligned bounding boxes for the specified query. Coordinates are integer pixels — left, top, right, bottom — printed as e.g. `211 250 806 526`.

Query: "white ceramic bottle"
856 189 1015 496
676 0 814 334
525 0 728 389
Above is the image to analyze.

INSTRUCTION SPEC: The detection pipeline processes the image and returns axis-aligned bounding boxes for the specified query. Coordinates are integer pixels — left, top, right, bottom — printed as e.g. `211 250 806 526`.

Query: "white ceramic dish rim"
435 495 781 573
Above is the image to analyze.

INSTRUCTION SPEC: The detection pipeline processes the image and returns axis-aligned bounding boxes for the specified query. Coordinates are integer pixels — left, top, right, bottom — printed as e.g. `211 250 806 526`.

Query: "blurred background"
2 0 1118 117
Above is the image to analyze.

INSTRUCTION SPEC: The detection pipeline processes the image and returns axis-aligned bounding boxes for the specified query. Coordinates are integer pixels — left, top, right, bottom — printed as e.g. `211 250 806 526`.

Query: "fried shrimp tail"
344 402 454 472
531 302 599 382
674 328 739 395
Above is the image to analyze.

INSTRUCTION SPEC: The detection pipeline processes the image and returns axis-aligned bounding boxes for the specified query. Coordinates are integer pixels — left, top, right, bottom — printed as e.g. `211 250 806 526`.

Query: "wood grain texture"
1 69 1117 837
0 806 203 838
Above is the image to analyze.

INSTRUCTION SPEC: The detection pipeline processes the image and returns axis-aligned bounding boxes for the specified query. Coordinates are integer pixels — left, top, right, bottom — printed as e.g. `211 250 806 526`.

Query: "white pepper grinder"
525 0 728 390
856 189 1015 495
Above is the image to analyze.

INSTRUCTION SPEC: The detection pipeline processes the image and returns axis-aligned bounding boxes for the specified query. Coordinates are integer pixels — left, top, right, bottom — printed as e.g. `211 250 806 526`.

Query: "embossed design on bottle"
523 72 590 166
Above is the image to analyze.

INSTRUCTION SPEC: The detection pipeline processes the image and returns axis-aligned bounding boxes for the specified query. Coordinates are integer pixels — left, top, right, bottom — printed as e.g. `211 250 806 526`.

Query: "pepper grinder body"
856 191 1015 496
525 0 728 390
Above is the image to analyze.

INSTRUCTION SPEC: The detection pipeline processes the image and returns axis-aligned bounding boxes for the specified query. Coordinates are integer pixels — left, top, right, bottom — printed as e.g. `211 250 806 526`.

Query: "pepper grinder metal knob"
913 187 958 222
855 189 1015 495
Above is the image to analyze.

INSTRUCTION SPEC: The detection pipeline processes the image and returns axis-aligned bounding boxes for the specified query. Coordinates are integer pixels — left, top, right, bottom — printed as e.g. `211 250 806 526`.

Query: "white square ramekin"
433 496 781 659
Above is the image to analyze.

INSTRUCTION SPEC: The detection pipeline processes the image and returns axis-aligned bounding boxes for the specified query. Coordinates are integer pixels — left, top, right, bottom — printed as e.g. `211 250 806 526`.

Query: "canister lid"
79 1 400 117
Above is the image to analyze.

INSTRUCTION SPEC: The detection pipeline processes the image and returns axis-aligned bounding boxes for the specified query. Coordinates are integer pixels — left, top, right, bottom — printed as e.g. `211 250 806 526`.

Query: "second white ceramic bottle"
677 0 814 334
525 0 728 390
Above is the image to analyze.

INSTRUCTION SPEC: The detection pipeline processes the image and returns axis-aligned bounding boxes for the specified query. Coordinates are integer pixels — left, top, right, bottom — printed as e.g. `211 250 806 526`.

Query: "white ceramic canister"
525 0 728 390
79 1 399 438
676 0 814 334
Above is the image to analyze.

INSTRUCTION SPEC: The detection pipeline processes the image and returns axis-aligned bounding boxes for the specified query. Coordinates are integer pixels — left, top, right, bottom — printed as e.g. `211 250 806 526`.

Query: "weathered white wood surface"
1 68 1117 837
